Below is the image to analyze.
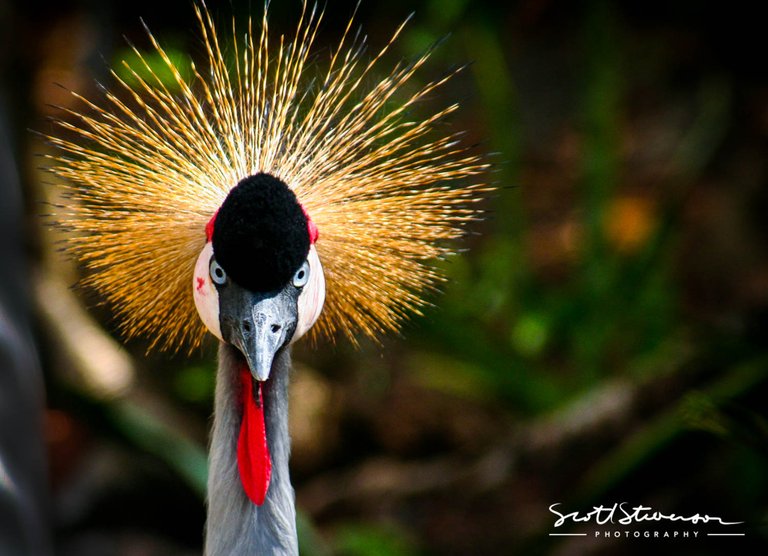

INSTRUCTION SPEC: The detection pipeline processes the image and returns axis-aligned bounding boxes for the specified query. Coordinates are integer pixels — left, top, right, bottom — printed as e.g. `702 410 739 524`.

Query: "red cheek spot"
196 277 206 292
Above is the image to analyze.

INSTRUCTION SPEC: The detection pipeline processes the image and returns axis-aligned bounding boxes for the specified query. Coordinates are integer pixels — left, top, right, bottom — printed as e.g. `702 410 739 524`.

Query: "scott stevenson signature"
549 503 744 527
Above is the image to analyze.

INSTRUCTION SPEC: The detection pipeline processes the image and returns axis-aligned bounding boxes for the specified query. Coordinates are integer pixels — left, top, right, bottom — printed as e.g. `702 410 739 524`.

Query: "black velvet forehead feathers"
211 173 310 293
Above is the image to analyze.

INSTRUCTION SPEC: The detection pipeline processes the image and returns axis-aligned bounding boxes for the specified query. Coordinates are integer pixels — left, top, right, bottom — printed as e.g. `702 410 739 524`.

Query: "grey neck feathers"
205 344 298 556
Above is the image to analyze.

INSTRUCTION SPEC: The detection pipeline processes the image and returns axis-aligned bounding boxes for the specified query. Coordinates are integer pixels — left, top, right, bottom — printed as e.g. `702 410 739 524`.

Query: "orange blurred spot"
605 196 656 253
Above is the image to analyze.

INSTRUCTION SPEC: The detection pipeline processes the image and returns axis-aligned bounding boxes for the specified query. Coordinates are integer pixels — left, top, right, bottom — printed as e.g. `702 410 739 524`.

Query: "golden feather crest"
48 2 489 352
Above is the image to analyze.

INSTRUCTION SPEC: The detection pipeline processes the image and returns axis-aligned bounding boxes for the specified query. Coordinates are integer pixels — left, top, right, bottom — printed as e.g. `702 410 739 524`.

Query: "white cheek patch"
292 245 325 343
192 242 223 341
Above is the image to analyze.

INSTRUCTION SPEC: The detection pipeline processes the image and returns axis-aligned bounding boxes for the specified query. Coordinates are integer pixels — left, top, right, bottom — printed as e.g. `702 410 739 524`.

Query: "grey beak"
218 284 299 382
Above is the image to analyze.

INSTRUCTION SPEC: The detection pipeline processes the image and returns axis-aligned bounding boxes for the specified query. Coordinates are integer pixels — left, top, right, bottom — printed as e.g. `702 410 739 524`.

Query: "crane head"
191 173 325 506
193 172 325 375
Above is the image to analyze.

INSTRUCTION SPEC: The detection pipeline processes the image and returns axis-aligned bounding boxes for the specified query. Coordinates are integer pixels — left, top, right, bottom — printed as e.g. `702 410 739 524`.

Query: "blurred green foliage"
333 523 418 556
114 45 193 90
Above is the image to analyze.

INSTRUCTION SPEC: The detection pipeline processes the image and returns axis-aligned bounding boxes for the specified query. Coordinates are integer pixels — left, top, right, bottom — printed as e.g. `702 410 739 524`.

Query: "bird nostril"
271 324 281 334
242 320 252 334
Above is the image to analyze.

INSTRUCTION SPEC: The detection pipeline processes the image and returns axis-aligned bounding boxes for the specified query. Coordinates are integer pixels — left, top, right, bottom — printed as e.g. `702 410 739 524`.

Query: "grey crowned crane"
48 2 488 554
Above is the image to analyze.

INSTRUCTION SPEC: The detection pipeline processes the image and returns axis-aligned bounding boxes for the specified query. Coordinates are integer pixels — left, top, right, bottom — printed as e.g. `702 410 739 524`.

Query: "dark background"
2 0 768 554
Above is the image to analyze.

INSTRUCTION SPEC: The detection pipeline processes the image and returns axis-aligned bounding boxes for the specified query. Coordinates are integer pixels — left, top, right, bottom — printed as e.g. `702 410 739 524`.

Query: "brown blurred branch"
299 341 698 515
35 271 135 399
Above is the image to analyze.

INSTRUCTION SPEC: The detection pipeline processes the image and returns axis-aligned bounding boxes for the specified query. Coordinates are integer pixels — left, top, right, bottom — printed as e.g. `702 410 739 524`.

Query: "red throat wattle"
237 365 272 505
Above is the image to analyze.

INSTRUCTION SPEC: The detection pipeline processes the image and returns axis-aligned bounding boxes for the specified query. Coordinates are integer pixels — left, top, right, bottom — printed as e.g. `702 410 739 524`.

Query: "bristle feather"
48 1 490 352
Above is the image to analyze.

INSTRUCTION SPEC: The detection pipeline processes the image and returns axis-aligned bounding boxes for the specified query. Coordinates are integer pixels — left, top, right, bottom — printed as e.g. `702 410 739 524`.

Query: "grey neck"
205 344 298 556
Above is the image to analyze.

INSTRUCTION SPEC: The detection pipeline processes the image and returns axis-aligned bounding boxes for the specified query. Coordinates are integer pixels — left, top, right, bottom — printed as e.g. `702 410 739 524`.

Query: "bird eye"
210 258 227 285
292 260 310 288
